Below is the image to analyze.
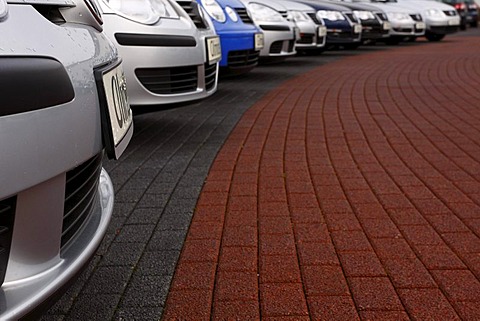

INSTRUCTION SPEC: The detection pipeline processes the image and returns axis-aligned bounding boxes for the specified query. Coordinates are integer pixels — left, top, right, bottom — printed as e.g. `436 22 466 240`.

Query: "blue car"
198 0 265 74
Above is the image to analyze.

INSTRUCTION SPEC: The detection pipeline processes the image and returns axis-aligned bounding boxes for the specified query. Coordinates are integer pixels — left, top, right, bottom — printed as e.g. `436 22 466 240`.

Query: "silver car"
270 0 328 51
0 0 132 318
240 0 298 60
97 0 221 106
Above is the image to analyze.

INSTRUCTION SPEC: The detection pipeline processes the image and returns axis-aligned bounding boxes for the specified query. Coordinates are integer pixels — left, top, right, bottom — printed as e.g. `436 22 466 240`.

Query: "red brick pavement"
162 36 480 320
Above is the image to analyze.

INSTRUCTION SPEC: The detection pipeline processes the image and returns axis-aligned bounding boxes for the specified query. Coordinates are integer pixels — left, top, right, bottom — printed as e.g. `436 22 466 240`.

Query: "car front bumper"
102 14 219 106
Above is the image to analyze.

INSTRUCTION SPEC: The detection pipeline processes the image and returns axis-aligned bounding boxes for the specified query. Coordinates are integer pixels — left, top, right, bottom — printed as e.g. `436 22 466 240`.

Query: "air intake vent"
0 196 16 286
62 153 102 249
176 1 208 29
136 65 198 95
279 10 288 18
205 63 217 91
227 49 259 68
443 10 456 16
234 8 253 23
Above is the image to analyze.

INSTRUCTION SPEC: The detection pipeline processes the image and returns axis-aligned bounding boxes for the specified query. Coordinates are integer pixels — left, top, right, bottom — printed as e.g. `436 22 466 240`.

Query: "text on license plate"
255 33 264 50
354 24 362 33
206 37 221 64
415 22 426 30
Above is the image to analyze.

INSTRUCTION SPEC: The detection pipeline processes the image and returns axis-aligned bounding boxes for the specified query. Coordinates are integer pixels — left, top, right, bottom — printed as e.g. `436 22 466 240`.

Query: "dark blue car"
293 0 363 48
198 0 265 74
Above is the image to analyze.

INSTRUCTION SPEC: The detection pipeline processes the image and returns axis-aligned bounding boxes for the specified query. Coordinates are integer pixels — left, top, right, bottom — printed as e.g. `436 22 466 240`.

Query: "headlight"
102 0 177 24
200 0 226 23
353 10 375 20
316 10 345 21
225 6 238 22
0 0 8 21
247 3 285 22
425 9 444 17
386 12 411 21
287 10 311 22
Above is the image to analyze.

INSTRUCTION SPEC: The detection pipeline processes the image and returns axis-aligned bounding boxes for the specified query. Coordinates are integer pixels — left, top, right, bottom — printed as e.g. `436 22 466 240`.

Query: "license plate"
383 21 391 30
449 18 460 25
95 60 133 159
416 22 426 30
354 23 362 33
318 26 327 37
255 33 264 50
206 36 221 64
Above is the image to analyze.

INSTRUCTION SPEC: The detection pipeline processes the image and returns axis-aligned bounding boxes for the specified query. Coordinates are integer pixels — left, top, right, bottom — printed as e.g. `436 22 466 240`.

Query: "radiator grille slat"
136 65 199 94
234 8 253 24
176 1 208 28
62 153 102 249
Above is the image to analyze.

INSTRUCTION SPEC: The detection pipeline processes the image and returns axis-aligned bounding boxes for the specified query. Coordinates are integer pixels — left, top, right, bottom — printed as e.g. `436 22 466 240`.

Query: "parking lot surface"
45 30 480 320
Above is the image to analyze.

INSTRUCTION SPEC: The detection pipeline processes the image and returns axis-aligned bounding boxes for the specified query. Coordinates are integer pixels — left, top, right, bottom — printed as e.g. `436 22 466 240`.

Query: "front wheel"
425 33 445 41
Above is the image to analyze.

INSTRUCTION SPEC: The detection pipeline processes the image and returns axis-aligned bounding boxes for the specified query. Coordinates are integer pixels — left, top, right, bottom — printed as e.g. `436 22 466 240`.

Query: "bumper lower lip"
0 169 114 320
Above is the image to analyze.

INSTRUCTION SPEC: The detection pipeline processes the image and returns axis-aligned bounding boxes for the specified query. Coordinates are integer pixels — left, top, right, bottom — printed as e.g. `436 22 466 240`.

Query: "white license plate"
354 23 362 33
98 61 133 159
416 22 426 30
383 21 391 30
255 33 264 50
206 36 221 64
318 26 327 37
449 18 460 25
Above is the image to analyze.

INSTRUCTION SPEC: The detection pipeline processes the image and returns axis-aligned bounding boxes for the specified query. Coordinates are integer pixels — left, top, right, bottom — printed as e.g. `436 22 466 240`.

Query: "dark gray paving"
41 42 419 320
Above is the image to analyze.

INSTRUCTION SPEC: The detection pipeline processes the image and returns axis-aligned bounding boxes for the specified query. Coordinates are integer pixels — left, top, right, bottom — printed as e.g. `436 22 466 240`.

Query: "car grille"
176 1 207 29
298 33 315 44
136 65 198 95
307 12 322 25
279 10 288 18
62 153 102 249
227 49 259 68
0 196 16 285
443 10 457 16
234 8 253 23
375 12 388 21
344 12 359 23
410 14 423 21
204 63 216 91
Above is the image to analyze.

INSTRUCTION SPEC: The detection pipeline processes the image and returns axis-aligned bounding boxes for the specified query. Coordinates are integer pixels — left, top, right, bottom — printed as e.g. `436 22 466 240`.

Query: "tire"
425 33 445 41
460 23 467 30
470 20 478 27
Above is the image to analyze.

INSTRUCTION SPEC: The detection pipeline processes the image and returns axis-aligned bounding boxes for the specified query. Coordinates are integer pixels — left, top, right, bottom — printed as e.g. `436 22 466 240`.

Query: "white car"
240 0 298 60
97 0 221 106
346 0 426 44
0 0 132 318
395 0 460 41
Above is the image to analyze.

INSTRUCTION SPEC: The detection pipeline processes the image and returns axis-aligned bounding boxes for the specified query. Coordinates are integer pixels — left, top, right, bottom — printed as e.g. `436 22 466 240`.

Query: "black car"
330 0 391 45
464 0 478 26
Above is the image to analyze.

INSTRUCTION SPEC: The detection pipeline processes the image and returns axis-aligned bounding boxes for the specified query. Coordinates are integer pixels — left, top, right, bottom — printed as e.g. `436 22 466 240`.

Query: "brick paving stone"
398 288 460 321
308 295 360 321
259 283 309 317
349 277 404 312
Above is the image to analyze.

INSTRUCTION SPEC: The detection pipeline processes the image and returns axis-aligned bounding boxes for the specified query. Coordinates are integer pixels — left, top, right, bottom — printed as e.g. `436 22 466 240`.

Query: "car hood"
294 0 353 11
278 0 318 11
396 0 458 11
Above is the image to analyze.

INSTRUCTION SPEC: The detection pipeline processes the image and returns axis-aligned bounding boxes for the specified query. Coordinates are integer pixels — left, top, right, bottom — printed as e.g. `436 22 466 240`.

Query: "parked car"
293 0 363 49
464 0 478 27
435 0 469 29
348 0 426 44
240 0 298 61
198 0 264 75
396 0 460 41
0 0 133 318
97 0 221 106
330 0 391 46
258 0 328 52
